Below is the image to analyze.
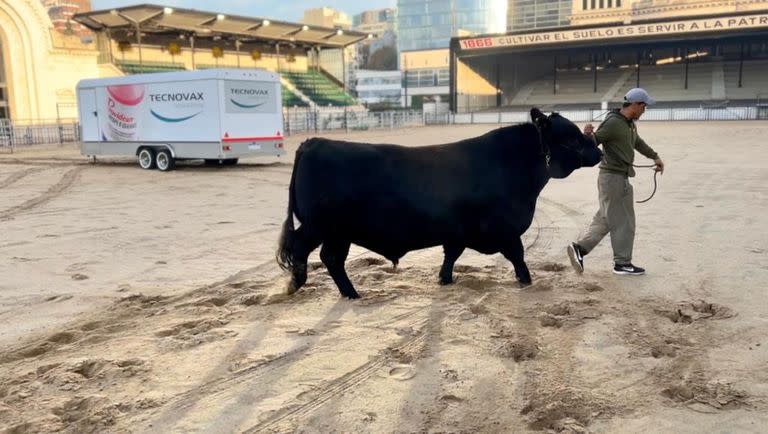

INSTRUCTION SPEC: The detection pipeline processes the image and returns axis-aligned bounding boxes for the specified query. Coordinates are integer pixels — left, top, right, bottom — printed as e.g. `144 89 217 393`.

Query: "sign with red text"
459 13 768 50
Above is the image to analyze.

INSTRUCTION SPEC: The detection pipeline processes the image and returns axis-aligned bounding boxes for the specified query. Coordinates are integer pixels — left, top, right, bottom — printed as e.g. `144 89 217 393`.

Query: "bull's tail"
276 143 305 286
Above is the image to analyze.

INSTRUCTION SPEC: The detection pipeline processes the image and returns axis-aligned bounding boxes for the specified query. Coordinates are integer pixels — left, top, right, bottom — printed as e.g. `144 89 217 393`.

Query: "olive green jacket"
594 110 659 177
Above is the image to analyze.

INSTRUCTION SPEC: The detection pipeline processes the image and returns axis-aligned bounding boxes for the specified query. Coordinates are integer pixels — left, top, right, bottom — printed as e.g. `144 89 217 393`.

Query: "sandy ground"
0 121 767 433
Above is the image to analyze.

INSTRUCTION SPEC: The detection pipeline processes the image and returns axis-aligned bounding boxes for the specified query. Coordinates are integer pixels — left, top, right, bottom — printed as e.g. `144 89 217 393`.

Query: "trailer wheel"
138 148 155 170
155 149 175 171
222 158 239 166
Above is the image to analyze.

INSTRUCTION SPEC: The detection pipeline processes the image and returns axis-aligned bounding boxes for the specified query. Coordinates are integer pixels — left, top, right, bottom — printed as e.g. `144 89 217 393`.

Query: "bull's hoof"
345 292 361 300
516 275 532 287
439 276 454 285
285 282 300 295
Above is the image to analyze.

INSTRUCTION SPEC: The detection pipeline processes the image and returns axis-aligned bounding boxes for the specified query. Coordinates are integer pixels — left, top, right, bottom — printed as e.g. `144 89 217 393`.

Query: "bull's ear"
530 107 550 129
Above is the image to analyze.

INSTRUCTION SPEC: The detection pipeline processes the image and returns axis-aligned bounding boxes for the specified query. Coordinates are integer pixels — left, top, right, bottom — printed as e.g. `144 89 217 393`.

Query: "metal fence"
0 118 80 152
283 108 425 134
451 105 763 124
1 103 764 152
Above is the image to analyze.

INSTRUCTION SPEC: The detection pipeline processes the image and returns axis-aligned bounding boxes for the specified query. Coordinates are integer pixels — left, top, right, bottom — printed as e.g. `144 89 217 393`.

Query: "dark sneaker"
613 263 645 275
567 242 584 274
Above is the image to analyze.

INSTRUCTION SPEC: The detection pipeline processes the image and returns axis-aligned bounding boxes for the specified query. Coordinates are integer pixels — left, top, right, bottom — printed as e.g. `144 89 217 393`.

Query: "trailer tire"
138 148 156 170
222 158 239 166
155 149 175 171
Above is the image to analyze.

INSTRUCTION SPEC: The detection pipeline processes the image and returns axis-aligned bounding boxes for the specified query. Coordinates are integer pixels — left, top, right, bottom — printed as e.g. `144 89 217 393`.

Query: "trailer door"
78 88 100 142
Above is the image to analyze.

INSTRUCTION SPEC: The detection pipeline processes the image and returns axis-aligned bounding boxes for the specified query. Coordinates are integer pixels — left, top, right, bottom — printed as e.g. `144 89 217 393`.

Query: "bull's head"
531 108 603 179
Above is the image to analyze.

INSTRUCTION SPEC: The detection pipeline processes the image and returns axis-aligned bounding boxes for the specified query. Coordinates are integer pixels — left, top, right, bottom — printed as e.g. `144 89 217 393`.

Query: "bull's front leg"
320 240 360 299
439 245 465 285
502 237 532 287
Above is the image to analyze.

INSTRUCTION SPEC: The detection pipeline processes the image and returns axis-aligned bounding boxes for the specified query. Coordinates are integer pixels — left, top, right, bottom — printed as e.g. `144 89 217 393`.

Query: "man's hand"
583 124 595 136
654 158 665 174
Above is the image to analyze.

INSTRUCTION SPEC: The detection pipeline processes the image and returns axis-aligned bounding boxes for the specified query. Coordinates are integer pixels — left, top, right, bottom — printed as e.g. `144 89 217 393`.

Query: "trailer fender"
135 144 176 159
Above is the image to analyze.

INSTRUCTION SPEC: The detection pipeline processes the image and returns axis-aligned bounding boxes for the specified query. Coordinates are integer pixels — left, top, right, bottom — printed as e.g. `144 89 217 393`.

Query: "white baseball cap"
624 88 655 105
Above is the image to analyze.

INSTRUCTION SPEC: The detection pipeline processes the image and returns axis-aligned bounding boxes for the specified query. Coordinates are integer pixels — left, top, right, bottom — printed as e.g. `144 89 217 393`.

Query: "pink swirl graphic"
107 85 145 106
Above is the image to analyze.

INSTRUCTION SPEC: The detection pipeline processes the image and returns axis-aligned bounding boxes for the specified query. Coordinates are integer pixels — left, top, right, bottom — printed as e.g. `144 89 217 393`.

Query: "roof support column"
592 53 597 93
135 22 143 67
449 46 457 112
684 47 689 90
190 35 196 70
738 43 744 88
495 61 501 107
403 53 408 109
104 29 114 64
553 55 558 95
636 50 641 88
341 46 346 91
235 40 241 68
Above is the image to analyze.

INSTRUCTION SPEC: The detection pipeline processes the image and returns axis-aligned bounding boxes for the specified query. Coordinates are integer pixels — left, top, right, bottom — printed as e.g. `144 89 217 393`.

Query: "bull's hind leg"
289 227 322 293
320 240 360 299
439 245 465 285
502 237 532 287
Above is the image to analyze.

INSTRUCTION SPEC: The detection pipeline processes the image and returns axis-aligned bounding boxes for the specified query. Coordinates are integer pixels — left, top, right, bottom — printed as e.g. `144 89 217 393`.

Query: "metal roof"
73 4 374 49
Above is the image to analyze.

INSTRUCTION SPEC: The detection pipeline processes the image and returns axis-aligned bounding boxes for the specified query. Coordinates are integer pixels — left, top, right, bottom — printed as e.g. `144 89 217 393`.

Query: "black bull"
277 109 602 299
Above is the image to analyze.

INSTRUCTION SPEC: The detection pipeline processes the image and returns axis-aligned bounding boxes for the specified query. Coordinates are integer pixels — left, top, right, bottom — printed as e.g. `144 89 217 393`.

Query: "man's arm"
635 136 664 173
592 118 618 145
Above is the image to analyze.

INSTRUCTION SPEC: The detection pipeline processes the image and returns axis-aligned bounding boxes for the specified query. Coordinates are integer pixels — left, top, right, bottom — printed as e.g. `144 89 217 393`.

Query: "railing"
0 118 80 152
2 102 764 152
452 106 762 124
283 108 424 135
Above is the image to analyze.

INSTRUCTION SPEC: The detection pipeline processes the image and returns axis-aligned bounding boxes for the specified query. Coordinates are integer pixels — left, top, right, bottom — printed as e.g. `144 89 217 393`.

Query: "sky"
91 0 398 22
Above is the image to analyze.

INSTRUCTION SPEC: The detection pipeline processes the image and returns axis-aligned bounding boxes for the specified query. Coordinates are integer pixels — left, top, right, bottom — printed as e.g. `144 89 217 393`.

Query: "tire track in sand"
242 317 434 433
0 167 47 189
0 167 83 220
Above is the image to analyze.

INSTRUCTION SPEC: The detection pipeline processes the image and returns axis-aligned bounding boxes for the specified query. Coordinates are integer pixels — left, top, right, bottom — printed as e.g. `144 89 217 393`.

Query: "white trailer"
76 69 285 171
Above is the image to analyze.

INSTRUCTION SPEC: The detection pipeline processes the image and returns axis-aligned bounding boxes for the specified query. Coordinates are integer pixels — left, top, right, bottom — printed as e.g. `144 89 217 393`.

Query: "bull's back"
293 139 474 245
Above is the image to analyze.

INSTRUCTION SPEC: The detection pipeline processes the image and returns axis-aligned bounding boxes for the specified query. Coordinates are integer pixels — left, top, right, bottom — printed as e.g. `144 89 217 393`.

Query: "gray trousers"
577 171 635 264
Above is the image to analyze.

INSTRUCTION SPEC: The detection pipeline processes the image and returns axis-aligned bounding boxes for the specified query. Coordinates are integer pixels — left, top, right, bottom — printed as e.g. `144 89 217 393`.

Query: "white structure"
355 70 403 107
77 69 285 171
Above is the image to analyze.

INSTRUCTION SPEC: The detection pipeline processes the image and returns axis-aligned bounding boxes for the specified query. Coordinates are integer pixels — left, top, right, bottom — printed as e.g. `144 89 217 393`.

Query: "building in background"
401 48 450 108
507 0 571 31
354 8 398 69
302 7 353 29
396 0 506 107
571 0 768 26
1 1 101 120
355 69 403 108
349 9 398 98
453 0 768 113
354 9 397 34
397 0 506 52
302 7 357 93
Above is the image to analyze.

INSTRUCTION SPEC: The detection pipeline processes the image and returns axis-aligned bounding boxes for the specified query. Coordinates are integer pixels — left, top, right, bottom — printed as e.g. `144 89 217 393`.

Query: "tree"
366 46 397 71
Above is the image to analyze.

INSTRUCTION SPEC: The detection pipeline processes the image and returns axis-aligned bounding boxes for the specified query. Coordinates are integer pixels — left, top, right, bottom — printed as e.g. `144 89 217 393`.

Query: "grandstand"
74 5 371 108
282 70 357 106
451 11 768 112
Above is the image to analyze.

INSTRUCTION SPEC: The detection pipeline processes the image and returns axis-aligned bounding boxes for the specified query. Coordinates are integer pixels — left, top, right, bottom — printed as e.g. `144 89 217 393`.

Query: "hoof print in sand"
495 336 539 362
536 262 568 272
388 364 416 381
155 318 236 350
661 381 748 410
657 300 735 324
522 388 612 432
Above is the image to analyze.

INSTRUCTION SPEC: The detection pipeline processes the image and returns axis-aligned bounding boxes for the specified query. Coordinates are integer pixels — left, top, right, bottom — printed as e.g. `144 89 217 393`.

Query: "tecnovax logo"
231 88 269 96
149 92 205 102
150 110 202 123
230 99 267 109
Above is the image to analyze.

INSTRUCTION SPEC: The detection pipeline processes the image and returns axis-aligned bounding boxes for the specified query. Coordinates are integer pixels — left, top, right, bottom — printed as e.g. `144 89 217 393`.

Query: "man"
567 88 665 276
